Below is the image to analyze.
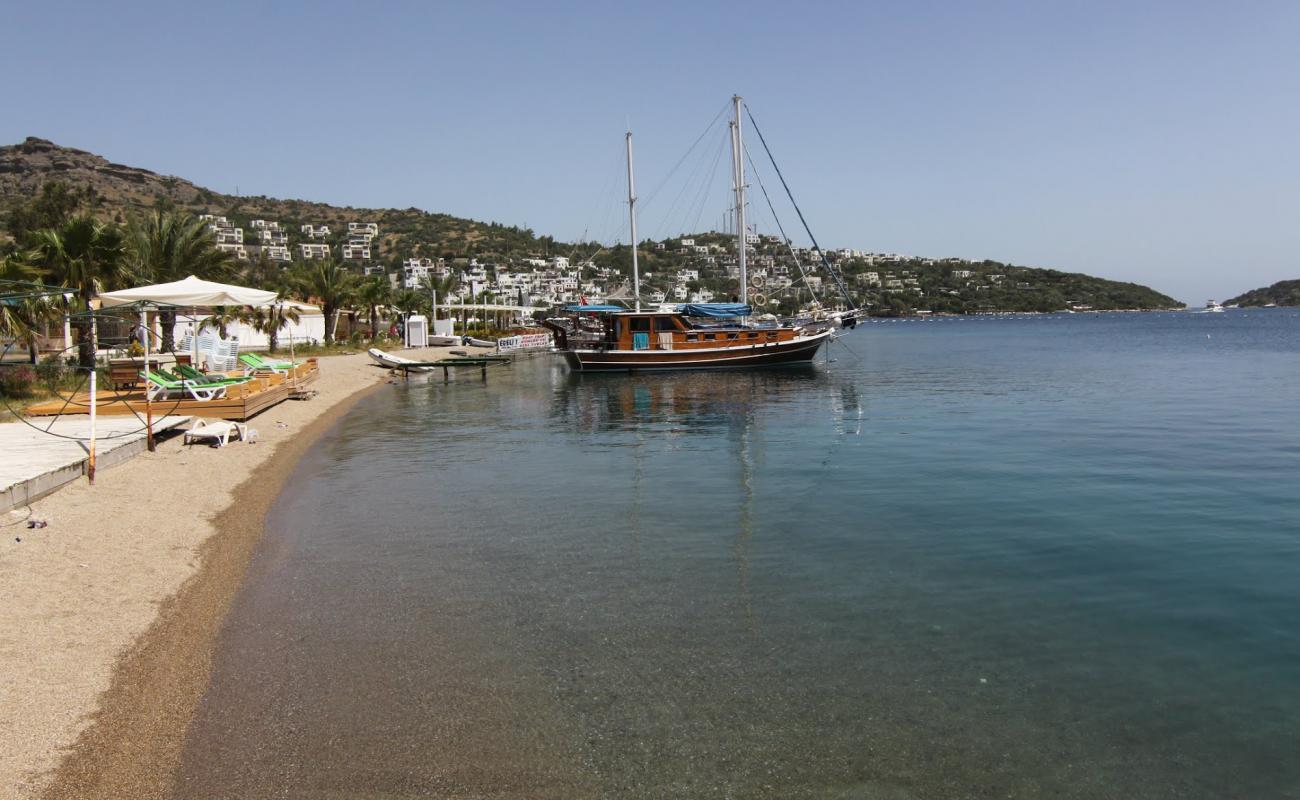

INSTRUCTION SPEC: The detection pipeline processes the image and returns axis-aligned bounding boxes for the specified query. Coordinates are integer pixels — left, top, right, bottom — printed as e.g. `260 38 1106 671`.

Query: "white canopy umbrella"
99 274 279 308
95 276 283 460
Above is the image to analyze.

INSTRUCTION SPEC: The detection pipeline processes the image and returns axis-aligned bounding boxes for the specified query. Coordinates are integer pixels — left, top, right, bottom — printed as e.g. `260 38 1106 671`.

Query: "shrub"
35 354 67 387
0 366 37 399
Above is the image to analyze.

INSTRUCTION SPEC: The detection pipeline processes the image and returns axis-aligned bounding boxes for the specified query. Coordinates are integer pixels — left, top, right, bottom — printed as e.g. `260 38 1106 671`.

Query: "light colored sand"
0 346 486 798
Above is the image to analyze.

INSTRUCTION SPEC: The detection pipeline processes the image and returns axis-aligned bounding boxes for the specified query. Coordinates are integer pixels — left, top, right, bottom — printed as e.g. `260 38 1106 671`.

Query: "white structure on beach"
176 303 326 350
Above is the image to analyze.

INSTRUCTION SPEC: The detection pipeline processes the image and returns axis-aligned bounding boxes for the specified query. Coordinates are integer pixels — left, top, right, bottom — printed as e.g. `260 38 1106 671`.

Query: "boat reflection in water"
547 364 858 436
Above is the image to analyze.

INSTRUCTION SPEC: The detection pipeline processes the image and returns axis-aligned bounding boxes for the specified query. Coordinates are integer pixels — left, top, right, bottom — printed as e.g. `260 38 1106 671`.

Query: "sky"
3 0 1298 303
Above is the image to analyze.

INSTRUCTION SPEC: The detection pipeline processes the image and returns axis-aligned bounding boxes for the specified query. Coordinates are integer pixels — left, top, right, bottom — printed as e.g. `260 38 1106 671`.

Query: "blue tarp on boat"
676 303 752 318
562 304 623 312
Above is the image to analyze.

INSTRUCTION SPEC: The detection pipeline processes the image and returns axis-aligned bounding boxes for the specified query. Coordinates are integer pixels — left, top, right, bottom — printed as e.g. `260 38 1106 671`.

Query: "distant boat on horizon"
1200 300 1225 313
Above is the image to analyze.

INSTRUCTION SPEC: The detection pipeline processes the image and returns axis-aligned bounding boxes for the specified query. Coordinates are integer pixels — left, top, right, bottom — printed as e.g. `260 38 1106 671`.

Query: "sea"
174 309 1300 799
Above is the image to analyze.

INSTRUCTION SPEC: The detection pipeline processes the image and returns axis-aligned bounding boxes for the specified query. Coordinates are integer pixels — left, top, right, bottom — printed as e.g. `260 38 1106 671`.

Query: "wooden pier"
391 357 510 381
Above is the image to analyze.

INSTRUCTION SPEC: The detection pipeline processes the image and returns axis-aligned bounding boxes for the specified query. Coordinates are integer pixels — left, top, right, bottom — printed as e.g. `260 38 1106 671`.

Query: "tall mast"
626 130 641 312
732 94 747 306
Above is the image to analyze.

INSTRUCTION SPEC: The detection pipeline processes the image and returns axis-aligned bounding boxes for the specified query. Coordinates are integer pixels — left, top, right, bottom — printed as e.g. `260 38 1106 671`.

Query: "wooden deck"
24 361 320 422
1 415 194 513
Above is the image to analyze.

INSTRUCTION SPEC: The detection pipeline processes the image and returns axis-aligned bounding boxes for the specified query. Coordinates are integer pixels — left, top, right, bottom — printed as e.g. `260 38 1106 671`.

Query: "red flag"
580 295 589 305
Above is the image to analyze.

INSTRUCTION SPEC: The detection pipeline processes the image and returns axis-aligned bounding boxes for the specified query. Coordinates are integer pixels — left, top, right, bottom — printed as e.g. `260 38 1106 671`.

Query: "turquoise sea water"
176 310 1300 798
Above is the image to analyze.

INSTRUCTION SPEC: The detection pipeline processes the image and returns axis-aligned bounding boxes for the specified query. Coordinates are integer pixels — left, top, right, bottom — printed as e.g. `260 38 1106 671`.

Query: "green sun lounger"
141 371 228 402
175 363 254 385
239 353 295 373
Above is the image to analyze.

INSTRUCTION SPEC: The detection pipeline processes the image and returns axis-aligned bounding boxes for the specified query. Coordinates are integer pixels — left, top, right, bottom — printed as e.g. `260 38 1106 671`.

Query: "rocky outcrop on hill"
0 137 203 209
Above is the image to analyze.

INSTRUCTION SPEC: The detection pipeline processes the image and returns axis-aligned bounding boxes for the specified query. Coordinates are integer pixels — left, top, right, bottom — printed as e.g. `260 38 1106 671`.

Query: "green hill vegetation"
0 137 555 264
1225 279 1300 307
1 136 1182 322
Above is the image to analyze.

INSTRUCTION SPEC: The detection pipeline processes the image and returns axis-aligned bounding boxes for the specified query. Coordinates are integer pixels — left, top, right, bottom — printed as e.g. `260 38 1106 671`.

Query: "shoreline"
0 347 478 799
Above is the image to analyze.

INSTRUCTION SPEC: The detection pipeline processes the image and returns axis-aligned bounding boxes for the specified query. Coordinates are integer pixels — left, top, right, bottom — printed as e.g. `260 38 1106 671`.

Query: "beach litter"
26 519 48 529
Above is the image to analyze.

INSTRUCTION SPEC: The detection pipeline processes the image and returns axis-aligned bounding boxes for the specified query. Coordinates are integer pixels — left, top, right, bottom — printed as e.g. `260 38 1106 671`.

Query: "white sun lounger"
183 419 251 448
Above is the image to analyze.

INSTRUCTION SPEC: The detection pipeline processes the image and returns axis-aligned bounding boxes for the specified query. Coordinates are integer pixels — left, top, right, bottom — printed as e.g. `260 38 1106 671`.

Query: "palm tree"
236 252 302 353
126 210 233 351
290 258 357 344
0 256 68 363
357 276 392 338
392 288 430 318
26 216 127 366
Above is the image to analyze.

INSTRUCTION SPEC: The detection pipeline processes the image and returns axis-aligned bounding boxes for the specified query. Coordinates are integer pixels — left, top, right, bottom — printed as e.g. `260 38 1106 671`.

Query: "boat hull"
563 330 831 372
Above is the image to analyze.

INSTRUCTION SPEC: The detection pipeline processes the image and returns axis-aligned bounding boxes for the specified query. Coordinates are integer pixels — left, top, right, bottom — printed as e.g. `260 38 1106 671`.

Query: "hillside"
1 137 1181 313
1225 279 1300 308
0 137 555 262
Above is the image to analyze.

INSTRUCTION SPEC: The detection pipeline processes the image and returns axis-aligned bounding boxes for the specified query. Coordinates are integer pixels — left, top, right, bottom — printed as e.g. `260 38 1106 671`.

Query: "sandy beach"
0 346 488 799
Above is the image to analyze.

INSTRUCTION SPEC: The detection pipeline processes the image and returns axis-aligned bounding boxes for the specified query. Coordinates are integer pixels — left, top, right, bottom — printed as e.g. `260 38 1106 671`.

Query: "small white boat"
367 348 433 372
1200 300 1225 313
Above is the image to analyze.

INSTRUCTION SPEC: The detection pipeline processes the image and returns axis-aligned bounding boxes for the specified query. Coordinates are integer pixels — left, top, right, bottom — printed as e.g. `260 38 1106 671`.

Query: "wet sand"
0 347 487 799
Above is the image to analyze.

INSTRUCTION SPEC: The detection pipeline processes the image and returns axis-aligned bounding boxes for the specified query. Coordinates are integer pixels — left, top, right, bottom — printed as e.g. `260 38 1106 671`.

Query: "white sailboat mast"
626 130 641 312
732 94 747 306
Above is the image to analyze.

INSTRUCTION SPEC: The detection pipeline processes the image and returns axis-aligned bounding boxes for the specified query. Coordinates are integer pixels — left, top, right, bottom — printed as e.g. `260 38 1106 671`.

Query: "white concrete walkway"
0 415 192 512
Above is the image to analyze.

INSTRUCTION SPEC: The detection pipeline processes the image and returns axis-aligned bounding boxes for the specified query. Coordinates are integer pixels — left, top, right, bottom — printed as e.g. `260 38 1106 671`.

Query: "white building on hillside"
300 243 331 260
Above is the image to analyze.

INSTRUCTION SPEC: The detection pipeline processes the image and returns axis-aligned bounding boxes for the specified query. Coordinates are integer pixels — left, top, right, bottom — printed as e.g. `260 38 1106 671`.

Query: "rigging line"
651 118 728 242
638 100 731 212
592 142 628 246
743 103 858 310
743 145 821 306
685 130 729 238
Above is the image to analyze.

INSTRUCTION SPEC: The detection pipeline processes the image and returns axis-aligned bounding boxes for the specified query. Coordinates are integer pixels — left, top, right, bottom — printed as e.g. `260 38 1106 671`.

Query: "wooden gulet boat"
547 95 858 373
546 306 837 372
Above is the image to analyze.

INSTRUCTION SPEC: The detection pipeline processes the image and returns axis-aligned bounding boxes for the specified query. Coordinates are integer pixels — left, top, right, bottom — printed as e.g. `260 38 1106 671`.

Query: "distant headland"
1225 279 1300 308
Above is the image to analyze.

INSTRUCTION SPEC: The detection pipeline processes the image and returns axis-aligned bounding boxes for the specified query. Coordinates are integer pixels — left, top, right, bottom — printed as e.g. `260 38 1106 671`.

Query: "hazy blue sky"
3 0 1297 302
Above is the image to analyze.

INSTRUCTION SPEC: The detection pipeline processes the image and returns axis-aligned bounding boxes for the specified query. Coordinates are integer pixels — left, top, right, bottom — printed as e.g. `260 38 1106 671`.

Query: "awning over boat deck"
562 304 624 313
676 303 753 318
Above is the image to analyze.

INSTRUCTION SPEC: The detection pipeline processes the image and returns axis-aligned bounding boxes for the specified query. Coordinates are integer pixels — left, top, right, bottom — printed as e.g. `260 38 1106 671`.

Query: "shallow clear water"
177 310 1300 798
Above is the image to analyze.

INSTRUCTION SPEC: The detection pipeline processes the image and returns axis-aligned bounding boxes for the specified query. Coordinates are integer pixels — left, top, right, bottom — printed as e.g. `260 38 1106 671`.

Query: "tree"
290 258 356 343
249 301 302 354
126 210 234 351
3 181 96 251
0 256 69 363
236 251 301 353
357 276 392 338
26 216 127 366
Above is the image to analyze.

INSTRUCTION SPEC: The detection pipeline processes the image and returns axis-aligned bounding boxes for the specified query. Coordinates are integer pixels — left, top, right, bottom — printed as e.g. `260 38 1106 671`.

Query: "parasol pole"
141 306 155 451
285 301 296 368
87 312 98 484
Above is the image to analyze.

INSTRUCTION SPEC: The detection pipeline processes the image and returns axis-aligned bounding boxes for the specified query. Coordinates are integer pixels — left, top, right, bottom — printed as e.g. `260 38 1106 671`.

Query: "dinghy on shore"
367 348 434 372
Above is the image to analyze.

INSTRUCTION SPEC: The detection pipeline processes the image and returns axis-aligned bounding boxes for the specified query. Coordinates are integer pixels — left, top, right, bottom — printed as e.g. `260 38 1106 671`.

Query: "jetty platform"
0 415 192 513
